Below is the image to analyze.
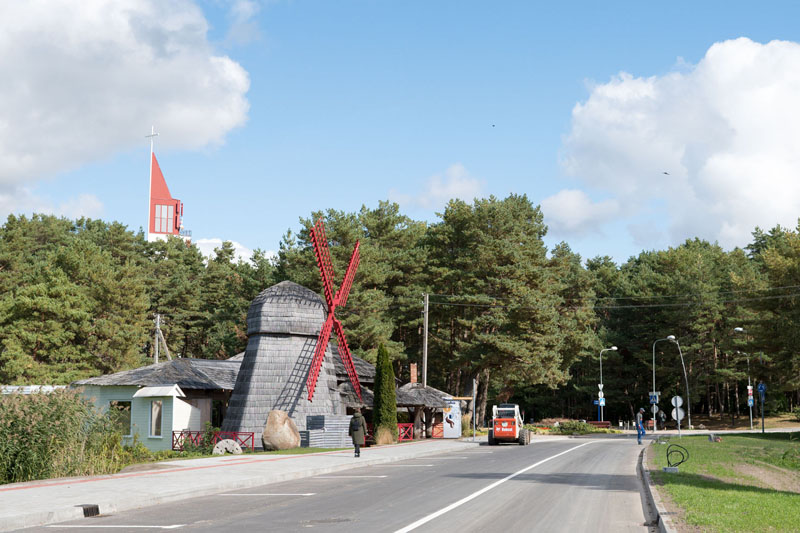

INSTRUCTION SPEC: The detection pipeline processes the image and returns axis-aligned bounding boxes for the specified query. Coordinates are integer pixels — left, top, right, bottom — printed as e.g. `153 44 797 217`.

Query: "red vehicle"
488 403 530 445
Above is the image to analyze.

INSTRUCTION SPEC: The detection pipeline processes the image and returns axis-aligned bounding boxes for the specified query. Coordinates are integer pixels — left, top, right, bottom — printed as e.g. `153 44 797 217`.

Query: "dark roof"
331 346 376 385
73 358 241 390
397 382 449 408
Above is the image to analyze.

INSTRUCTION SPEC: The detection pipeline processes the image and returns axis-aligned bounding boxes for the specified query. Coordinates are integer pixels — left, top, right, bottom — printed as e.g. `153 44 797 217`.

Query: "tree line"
1 197 798 423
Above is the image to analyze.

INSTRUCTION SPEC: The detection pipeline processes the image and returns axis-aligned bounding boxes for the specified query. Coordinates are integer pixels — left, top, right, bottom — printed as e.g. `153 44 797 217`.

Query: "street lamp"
734 327 753 430
668 335 692 430
652 337 671 430
599 346 617 422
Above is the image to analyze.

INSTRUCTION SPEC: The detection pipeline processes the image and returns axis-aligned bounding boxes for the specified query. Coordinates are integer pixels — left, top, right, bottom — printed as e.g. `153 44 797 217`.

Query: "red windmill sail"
306 218 362 402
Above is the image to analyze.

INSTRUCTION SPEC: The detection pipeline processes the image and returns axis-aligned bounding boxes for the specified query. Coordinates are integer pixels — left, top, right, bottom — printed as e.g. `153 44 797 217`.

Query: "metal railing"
172 430 255 451
398 423 414 441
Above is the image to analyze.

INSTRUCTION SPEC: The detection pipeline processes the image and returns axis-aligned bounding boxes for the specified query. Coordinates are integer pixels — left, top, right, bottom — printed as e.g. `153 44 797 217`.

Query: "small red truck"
487 403 530 445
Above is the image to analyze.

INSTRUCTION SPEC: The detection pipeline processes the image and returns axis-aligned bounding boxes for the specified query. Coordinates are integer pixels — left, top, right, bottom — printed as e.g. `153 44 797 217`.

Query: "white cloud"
561 37 800 249
390 163 484 210
194 237 260 263
0 1 249 215
0 189 104 220
224 0 262 46
541 189 619 236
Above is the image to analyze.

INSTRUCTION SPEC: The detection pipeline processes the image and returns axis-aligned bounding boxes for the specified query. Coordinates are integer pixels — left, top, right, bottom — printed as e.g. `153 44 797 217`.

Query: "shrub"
0 389 127 484
372 344 397 442
551 420 597 434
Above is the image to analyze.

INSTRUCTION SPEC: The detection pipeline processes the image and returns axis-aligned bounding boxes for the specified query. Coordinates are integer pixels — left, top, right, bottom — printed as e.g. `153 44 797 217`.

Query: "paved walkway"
0 439 483 532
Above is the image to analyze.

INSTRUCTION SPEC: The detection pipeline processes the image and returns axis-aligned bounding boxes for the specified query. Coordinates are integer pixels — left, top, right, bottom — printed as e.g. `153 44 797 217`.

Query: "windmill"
306 218 363 402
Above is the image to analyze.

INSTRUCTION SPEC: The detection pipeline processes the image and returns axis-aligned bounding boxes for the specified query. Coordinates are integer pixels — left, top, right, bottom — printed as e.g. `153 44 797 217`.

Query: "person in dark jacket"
636 407 646 445
349 409 366 457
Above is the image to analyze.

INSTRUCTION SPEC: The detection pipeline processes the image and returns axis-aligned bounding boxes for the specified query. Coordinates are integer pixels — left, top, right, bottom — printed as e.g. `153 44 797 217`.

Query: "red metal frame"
432 423 444 439
307 218 362 402
398 423 414 441
172 430 255 452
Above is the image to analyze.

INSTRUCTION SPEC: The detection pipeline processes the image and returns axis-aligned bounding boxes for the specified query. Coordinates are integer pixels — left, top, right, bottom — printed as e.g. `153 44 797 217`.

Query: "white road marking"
46 526 184 530
394 441 596 533
220 493 315 496
315 475 388 478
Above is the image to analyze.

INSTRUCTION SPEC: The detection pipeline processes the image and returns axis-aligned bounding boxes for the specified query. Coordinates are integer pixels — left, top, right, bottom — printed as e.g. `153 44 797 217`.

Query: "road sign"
593 400 599 405
758 382 766 401
649 394 658 404
599 398 606 406
671 407 685 421
598 391 604 399
598 384 604 390
748 398 754 407
651 404 659 415
671 396 683 408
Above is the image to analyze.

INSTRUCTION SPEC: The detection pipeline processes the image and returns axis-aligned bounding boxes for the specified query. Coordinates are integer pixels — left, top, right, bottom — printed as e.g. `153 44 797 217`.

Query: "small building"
74 358 239 451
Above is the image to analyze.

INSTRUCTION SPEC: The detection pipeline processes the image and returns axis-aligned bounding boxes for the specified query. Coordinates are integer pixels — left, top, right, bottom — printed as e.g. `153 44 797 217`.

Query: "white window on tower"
167 205 174 232
154 205 162 233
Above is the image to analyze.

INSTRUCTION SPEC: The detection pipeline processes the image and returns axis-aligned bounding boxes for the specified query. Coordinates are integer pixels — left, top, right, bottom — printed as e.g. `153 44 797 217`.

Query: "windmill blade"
310 218 336 309
335 241 360 308
306 316 334 402
334 318 362 401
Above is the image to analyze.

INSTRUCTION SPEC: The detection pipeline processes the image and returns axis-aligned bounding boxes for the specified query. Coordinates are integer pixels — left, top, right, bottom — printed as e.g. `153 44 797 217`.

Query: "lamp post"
668 335 691 430
734 327 753 431
599 346 617 422
652 338 671 431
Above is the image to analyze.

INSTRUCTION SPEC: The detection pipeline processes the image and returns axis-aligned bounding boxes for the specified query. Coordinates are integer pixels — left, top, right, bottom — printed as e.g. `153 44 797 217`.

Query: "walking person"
349 408 366 457
636 407 646 445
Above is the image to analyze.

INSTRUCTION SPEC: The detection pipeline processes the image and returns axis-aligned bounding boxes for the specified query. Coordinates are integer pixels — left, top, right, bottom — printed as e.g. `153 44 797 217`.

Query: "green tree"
372 343 398 437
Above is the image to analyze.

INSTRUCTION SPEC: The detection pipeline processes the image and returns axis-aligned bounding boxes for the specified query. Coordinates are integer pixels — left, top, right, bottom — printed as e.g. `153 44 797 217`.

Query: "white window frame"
149 400 163 438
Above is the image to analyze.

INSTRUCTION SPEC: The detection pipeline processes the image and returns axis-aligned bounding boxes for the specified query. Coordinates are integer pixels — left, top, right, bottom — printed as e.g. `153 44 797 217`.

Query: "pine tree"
372 343 397 439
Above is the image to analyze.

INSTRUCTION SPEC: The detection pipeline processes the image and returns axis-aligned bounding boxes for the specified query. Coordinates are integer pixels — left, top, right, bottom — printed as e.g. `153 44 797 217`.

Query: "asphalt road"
31 436 653 533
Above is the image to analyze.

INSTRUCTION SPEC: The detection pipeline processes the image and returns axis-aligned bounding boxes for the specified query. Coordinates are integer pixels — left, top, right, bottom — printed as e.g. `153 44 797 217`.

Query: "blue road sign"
599 398 606 406
649 394 658 404
593 400 599 405
758 382 766 401
748 398 754 407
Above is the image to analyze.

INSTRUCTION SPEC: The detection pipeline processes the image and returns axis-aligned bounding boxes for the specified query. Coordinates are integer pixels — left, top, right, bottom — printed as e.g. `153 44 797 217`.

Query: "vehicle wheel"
518 429 527 445
488 431 496 446
525 429 531 445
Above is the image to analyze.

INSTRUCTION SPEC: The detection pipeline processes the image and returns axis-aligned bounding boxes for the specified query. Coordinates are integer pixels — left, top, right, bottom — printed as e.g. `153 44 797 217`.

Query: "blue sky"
4 1 800 263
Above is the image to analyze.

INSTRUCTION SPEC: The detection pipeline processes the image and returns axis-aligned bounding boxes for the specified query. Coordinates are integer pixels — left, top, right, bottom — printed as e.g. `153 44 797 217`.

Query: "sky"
3 1 800 264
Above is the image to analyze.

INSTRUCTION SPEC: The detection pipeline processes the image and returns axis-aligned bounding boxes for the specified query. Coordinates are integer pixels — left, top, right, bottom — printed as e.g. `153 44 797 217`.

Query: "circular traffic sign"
671 396 683 407
598 391 604 399
651 404 659 415
671 407 685 421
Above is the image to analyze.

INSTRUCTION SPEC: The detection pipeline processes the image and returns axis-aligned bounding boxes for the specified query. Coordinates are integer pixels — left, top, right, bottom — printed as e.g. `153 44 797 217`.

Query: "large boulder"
262 409 301 450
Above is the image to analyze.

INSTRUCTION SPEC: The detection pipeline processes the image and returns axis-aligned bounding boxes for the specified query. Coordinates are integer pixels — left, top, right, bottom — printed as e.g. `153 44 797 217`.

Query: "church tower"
146 127 190 244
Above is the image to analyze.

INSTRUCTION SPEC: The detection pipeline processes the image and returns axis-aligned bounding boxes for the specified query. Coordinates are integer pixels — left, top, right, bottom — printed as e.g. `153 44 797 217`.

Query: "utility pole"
154 314 172 364
472 377 477 442
422 293 429 387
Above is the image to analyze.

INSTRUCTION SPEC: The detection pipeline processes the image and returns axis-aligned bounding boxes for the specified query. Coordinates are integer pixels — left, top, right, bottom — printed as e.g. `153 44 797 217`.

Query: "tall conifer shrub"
372 343 397 439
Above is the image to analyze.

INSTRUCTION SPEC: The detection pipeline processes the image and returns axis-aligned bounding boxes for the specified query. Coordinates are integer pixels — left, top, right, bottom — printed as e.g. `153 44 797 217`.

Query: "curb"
0 440 479 532
639 445 677 533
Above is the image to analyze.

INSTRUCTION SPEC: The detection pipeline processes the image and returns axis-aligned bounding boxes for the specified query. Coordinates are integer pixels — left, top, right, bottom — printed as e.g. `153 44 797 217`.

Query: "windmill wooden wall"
221 281 345 446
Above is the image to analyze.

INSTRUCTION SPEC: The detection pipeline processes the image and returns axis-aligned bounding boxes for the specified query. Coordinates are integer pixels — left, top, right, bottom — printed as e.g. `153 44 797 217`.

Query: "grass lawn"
649 432 800 532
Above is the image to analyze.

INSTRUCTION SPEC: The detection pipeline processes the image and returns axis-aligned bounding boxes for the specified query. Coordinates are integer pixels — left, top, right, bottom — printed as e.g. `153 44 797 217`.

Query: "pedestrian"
636 407 646 445
658 409 667 429
349 408 366 457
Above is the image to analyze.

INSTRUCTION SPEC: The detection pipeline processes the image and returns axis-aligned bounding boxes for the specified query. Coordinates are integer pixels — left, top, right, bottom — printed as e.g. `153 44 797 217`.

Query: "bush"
551 420 597 435
372 344 397 442
0 389 127 484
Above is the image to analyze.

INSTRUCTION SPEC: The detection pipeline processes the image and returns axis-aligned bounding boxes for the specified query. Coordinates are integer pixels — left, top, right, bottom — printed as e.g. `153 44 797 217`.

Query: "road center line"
394 441 596 533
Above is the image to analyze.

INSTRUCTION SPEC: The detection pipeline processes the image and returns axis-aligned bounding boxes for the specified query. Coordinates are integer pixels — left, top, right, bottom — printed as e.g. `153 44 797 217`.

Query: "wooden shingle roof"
73 358 241 390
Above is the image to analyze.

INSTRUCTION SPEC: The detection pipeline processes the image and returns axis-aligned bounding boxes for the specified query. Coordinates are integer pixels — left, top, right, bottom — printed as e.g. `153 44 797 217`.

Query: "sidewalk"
0 439 481 532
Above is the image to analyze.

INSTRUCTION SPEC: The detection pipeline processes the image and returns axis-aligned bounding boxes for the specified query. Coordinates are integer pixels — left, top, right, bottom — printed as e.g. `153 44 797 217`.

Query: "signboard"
593 400 599 405
598 391 604 399
757 382 766 401
747 398 754 407
671 407 685 421
651 404 659 415
442 398 462 439
599 398 606 406
671 396 683 408
598 384 604 391
649 394 658 404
